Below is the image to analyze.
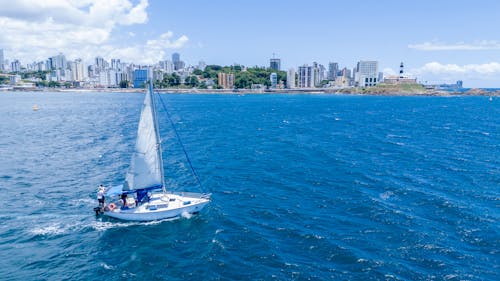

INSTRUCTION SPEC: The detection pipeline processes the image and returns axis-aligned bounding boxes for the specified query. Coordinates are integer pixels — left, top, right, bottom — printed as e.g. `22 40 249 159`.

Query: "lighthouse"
399 62 404 79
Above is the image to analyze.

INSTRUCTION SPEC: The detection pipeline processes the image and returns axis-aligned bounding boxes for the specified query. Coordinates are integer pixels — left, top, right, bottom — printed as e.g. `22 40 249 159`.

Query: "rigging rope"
156 92 203 189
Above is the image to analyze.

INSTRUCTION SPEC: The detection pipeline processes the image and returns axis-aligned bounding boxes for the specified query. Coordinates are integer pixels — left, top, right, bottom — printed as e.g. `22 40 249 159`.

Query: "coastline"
2 87 500 96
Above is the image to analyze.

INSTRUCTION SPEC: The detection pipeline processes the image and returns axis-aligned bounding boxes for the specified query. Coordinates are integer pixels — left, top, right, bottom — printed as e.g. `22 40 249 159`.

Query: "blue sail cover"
123 88 163 191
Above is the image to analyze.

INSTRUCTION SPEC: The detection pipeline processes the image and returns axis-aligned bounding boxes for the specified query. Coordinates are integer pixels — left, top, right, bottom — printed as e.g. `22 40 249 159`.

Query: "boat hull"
103 193 210 221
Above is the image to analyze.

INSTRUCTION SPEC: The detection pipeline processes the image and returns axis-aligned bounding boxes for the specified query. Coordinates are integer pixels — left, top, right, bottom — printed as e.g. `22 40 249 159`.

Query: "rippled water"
0 92 498 280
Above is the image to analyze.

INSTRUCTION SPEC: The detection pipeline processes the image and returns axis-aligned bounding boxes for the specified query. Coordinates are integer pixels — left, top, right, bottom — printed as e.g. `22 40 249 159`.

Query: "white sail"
123 86 163 191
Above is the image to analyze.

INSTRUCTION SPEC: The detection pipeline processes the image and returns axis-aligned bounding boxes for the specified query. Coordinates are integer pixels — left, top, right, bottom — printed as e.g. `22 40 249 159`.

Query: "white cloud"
0 0 189 64
101 32 189 64
146 32 189 50
408 62 500 86
382 67 396 76
408 40 500 51
413 62 500 75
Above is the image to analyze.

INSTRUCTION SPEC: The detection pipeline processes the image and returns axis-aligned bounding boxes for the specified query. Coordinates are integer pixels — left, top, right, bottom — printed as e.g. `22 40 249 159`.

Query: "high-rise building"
70 59 86 82
10 60 21 72
133 69 148 88
36 61 46 71
217 72 234 89
49 53 67 73
341 67 351 78
172 53 184 70
355 60 379 87
159 60 174 74
328 62 338 81
111 59 121 71
95 56 108 71
298 65 315 88
287 68 296 88
270 58 281 71
172 53 180 63
270 72 277 88
0 49 4 71
318 64 326 83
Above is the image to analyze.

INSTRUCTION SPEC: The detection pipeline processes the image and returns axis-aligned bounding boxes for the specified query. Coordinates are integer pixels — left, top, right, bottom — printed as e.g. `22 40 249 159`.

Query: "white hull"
103 193 210 221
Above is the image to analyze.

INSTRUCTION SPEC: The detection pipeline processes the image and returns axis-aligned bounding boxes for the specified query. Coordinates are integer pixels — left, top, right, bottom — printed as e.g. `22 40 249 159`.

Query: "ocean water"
0 92 498 280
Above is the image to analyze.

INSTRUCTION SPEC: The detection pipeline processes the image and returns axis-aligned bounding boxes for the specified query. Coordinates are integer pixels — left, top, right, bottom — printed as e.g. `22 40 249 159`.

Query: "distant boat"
32 104 39 111
95 82 210 221
489 96 493 102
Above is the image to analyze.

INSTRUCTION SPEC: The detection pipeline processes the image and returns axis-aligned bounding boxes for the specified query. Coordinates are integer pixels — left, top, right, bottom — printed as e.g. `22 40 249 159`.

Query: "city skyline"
1 0 500 87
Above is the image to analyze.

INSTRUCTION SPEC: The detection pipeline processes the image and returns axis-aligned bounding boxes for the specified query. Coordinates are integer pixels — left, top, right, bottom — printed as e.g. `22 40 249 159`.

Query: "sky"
1 0 500 87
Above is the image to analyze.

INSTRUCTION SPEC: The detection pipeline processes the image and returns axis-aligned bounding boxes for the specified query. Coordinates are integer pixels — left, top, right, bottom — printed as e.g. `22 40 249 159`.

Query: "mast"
148 81 167 193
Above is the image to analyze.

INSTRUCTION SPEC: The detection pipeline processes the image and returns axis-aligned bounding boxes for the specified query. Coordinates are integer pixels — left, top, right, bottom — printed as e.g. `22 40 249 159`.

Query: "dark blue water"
0 92 498 280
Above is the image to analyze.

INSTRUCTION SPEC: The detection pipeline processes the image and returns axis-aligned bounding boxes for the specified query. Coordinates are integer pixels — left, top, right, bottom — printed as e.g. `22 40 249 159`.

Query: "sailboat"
98 81 210 221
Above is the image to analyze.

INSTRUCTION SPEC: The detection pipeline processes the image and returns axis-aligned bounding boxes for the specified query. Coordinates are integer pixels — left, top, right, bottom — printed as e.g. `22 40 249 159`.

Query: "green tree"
48 81 60 88
185 76 199 87
169 73 181 86
35 81 48 87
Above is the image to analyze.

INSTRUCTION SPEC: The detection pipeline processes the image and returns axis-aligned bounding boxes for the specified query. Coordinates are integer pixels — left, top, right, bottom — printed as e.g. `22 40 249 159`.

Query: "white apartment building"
70 59 86 82
298 65 315 88
355 60 379 87
287 68 296 88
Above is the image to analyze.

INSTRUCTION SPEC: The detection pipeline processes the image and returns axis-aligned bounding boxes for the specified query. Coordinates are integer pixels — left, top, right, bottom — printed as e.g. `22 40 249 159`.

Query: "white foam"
31 224 67 236
181 211 193 219
70 198 95 206
30 221 82 236
212 238 225 249
100 263 115 270
379 191 394 200
90 217 181 231
444 274 458 280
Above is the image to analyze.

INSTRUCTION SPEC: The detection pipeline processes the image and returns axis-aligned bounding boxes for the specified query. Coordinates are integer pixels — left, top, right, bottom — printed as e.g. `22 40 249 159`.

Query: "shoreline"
2 87 500 96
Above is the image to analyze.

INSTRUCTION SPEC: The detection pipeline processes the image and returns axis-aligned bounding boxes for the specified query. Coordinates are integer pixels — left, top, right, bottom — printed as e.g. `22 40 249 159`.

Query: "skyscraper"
318 64 326 82
159 60 174 74
172 53 184 70
328 62 338 81
95 56 107 71
111 59 121 71
10 60 21 72
70 59 86 82
0 49 4 71
172 53 180 63
270 58 281 71
298 65 315 88
287 68 296 88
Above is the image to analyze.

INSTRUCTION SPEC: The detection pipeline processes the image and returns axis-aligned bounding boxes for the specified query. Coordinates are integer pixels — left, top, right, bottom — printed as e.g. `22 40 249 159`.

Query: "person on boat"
121 193 127 206
97 185 105 209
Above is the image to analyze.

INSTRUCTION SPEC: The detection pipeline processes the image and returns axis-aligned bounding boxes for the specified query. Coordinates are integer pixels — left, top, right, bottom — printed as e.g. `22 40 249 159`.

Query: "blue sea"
0 92 498 280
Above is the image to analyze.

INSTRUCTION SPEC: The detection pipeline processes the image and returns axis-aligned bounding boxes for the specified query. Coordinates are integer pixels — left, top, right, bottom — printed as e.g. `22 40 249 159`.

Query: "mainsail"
123 83 164 191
